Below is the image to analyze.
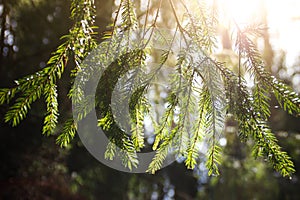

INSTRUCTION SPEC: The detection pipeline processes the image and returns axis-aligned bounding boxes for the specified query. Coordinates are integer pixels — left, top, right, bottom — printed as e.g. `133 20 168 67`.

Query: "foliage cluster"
1 0 299 177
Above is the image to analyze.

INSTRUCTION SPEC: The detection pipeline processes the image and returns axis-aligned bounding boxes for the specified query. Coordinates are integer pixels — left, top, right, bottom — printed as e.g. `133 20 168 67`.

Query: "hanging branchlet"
121 0 138 30
232 26 298 176
56 119 77 147
185 87 207 169
236 27 300 116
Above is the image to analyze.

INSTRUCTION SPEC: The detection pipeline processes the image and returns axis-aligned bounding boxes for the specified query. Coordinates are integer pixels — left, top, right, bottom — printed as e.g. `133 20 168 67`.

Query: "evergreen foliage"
1 0 299 177
1 0 97 136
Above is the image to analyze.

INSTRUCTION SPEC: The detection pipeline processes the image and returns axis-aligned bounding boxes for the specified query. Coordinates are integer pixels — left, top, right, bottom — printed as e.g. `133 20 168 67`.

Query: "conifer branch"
1 0 299 176
56 119 77 147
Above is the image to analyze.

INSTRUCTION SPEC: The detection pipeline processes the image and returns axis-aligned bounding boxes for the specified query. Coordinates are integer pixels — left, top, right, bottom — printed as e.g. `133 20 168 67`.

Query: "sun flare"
217 0 264 26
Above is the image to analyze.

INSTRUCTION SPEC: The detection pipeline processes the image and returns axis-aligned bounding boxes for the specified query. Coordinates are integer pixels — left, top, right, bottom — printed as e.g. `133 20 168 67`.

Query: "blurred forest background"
0 0 300 199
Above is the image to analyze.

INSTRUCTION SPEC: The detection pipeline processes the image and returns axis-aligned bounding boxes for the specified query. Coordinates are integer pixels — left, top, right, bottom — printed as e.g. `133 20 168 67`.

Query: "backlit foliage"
1 0 299 177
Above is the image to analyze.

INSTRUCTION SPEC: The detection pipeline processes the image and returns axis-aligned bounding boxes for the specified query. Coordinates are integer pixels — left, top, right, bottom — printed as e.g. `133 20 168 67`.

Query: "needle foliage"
1 0 299 177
